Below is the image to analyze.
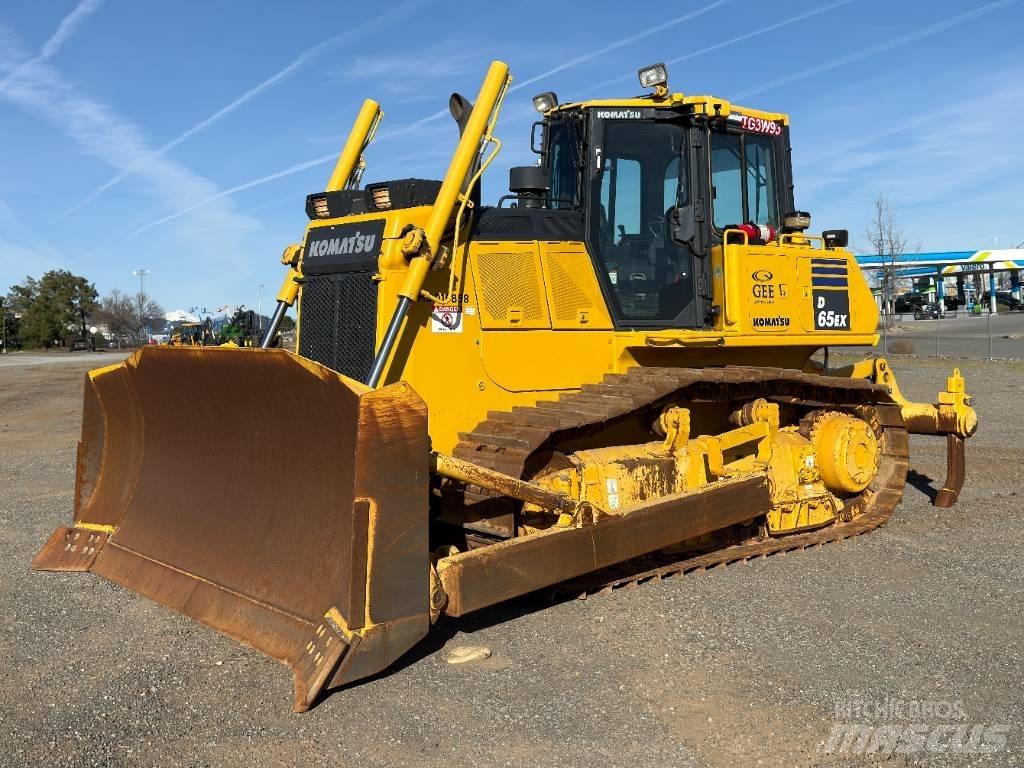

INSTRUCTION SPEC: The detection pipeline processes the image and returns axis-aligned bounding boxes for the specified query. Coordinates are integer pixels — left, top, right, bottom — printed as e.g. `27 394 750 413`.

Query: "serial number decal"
739 115 783 136
419 292 470 304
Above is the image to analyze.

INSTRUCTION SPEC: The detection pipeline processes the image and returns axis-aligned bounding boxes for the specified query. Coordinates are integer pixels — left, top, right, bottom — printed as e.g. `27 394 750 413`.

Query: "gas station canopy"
856 250 1024 277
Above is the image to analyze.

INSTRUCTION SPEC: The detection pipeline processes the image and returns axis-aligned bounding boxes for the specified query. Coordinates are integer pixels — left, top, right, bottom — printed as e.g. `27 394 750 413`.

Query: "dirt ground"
1 353 1021 767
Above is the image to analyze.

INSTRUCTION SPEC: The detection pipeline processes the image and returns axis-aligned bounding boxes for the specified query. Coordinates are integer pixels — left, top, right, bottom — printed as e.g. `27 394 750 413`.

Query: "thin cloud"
798 78 1024 202
734 0 1020 100
0 1 104 281
589 0 856 92
0 24 258 268
49 0 427 227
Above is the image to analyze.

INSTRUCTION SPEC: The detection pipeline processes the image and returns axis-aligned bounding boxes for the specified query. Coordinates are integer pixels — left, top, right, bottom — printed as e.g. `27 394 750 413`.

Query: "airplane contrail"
127 1 738 237
734 0 1020 100
509 0 732 92
42 0 105 58
589 0 856 92
129 142 455 238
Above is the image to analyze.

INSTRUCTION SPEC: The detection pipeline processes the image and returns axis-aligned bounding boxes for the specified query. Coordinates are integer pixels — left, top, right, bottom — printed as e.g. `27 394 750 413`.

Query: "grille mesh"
477 214 533 234
477 251 546 323
298 272 377 382
547 251 592 323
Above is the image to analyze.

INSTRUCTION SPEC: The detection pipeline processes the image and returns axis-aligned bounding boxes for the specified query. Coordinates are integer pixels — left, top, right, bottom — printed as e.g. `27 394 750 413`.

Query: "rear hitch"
867 360 977 507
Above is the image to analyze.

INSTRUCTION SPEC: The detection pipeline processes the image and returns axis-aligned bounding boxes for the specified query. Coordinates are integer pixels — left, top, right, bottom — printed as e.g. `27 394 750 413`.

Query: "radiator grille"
298 272 377 382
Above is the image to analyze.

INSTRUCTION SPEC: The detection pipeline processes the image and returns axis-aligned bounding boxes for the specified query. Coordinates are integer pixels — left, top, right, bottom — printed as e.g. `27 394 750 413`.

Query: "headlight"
308 194 330 219
368 184 392 210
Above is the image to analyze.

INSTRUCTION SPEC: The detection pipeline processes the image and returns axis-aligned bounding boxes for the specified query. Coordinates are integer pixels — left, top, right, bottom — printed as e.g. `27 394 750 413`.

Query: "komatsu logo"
303 219 386 274
596 109 642 119
752 316 790 328
309 231 377 257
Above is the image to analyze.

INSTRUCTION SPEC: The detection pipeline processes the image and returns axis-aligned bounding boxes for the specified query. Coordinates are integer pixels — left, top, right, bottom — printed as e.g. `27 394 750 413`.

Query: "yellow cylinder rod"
275 266 302 306
397 60 510 301
325 99 382 192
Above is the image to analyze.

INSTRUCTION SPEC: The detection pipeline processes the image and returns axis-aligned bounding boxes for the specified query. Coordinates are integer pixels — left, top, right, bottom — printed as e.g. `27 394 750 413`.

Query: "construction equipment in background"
34 61 977 712
219 309 271 347
168 318 217 346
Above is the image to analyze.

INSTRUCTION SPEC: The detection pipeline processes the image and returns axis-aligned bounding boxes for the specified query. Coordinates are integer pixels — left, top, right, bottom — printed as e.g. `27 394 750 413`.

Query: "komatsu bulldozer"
34 61 978 711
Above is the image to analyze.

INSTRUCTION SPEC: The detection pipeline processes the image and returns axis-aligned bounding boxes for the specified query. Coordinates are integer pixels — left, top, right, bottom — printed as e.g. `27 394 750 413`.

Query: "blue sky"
1 0 1022 313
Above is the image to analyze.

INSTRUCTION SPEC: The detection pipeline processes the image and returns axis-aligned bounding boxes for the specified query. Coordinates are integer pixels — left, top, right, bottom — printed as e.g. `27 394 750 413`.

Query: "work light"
638 63 668 89
532 92 558 114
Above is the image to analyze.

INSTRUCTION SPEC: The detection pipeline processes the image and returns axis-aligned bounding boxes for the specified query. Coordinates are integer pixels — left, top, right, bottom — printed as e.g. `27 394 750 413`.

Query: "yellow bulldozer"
34 61 977 711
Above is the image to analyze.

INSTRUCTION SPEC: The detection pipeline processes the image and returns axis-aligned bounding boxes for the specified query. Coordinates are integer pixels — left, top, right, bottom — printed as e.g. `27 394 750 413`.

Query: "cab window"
745 135 777 226
710 129 778 229
600 157 641 240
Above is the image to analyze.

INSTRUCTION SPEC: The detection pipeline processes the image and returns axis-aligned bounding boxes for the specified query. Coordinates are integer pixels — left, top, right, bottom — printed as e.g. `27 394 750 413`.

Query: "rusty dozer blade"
32 346 430 711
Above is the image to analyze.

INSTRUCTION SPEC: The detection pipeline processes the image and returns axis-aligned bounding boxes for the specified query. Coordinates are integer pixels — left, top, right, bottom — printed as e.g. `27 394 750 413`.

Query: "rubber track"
453 365 910 596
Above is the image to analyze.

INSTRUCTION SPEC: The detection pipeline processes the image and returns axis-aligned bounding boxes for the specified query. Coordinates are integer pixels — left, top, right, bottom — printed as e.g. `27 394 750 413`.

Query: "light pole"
257 284 264 333
132 268 150 342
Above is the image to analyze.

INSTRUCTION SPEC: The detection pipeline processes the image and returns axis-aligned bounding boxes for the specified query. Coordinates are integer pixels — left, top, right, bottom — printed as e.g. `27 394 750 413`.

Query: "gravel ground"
2 355 1021 767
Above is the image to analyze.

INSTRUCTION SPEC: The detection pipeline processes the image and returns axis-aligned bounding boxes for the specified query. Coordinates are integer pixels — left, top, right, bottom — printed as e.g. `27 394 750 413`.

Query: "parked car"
69 338 89 351
893 292 929 313
913 302 943 320
980 291 1023 311
942 295 965 311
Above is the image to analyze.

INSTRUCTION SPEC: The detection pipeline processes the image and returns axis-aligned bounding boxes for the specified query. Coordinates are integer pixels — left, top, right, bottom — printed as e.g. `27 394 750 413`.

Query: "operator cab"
508 64 795 330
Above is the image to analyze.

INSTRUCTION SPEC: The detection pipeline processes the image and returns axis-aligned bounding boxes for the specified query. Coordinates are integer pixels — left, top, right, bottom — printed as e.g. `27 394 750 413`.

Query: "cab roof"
548 93 789 126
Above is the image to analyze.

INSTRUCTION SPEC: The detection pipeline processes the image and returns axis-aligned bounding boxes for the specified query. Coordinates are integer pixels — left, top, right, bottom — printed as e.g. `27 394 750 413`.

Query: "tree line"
2 269 163 350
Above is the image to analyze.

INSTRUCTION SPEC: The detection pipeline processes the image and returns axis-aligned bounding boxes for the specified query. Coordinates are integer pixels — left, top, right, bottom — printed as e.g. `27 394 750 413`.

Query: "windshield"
710 129 779 230
589 119 696 325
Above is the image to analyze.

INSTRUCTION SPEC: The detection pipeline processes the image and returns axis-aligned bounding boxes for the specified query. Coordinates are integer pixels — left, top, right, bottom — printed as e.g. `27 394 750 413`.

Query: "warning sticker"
431 305 463 333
